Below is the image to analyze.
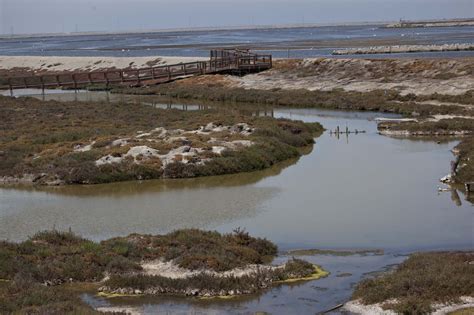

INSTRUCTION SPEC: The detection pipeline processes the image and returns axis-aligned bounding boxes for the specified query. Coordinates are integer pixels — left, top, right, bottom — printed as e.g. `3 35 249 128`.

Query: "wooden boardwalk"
1 49 272 93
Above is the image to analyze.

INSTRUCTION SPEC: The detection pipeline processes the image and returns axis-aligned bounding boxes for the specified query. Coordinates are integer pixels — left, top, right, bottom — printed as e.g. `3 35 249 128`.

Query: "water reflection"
0 156 306 242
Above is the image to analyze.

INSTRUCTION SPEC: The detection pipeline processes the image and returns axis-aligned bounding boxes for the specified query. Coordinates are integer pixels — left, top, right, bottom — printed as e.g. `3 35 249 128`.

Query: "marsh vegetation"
352 252 474 314
0 95 322 185
0 229 325 312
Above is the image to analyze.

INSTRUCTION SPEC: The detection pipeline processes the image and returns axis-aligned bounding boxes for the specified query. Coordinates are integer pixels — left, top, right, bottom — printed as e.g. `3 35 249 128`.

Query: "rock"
45 178 65 186
204 122 217 132
111 138 129 147
187 289 200 296
440 174 452 183
212 146 227 155
126 146 160 159
95 154 123 166
136 132 152 139
74 141 95 152
32 173 47 182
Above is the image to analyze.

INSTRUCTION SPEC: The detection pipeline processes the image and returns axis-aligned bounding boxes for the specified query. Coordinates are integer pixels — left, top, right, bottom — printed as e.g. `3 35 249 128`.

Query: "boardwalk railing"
1 49 272 92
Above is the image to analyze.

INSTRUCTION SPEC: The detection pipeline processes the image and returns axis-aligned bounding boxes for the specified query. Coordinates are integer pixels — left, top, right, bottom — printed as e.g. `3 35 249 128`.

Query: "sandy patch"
432 297 474 315
0 56 207 73
345 297 474 315
428 115 474 122
141 260 283 279
96 306 142 315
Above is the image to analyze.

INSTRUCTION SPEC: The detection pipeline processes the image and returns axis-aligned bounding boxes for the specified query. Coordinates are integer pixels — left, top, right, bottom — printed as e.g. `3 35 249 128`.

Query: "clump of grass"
0 274 108 314
103 272 270 296
273 258 316 280
378 118 474 135
352 252 474 314
101 228 277 272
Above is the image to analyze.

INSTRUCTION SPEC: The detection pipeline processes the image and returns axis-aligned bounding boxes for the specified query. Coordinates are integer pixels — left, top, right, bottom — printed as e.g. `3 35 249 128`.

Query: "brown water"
0 91 472 313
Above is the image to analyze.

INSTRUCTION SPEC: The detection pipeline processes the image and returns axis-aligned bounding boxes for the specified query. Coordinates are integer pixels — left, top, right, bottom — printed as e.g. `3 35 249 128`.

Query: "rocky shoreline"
332 43 474 55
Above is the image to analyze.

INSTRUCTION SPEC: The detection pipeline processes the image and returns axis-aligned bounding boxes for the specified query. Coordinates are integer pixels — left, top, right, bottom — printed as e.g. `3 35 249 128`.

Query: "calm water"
1 92 472 313
0 24 473 58
0 91 471 251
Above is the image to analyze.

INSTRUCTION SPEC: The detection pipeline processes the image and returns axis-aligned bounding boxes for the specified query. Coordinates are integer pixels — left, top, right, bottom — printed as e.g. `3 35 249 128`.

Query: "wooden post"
120 71 124 83
56 75 60 87
72 74 77 91
40 76 45 94
8 78 13 96
104 72 109 89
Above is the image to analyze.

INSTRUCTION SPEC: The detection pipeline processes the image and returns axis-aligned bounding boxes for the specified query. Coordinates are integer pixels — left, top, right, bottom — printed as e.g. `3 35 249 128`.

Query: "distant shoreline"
0 21 394 40
386 18 474 28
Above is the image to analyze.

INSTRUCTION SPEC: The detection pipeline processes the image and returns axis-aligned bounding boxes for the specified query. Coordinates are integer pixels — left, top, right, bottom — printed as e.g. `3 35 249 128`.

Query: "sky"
0 0 472 35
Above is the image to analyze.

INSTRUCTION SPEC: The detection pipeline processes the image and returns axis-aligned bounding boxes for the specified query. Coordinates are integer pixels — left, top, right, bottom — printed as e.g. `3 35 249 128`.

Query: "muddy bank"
333 43 474 55
0 95 322 185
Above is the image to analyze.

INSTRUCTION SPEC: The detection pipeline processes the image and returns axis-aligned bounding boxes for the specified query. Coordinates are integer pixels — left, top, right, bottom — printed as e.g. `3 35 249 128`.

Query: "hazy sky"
0 0 472 34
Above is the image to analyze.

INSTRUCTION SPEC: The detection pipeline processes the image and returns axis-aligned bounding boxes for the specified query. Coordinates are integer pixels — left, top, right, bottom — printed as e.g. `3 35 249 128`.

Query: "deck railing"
0 49 272 92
